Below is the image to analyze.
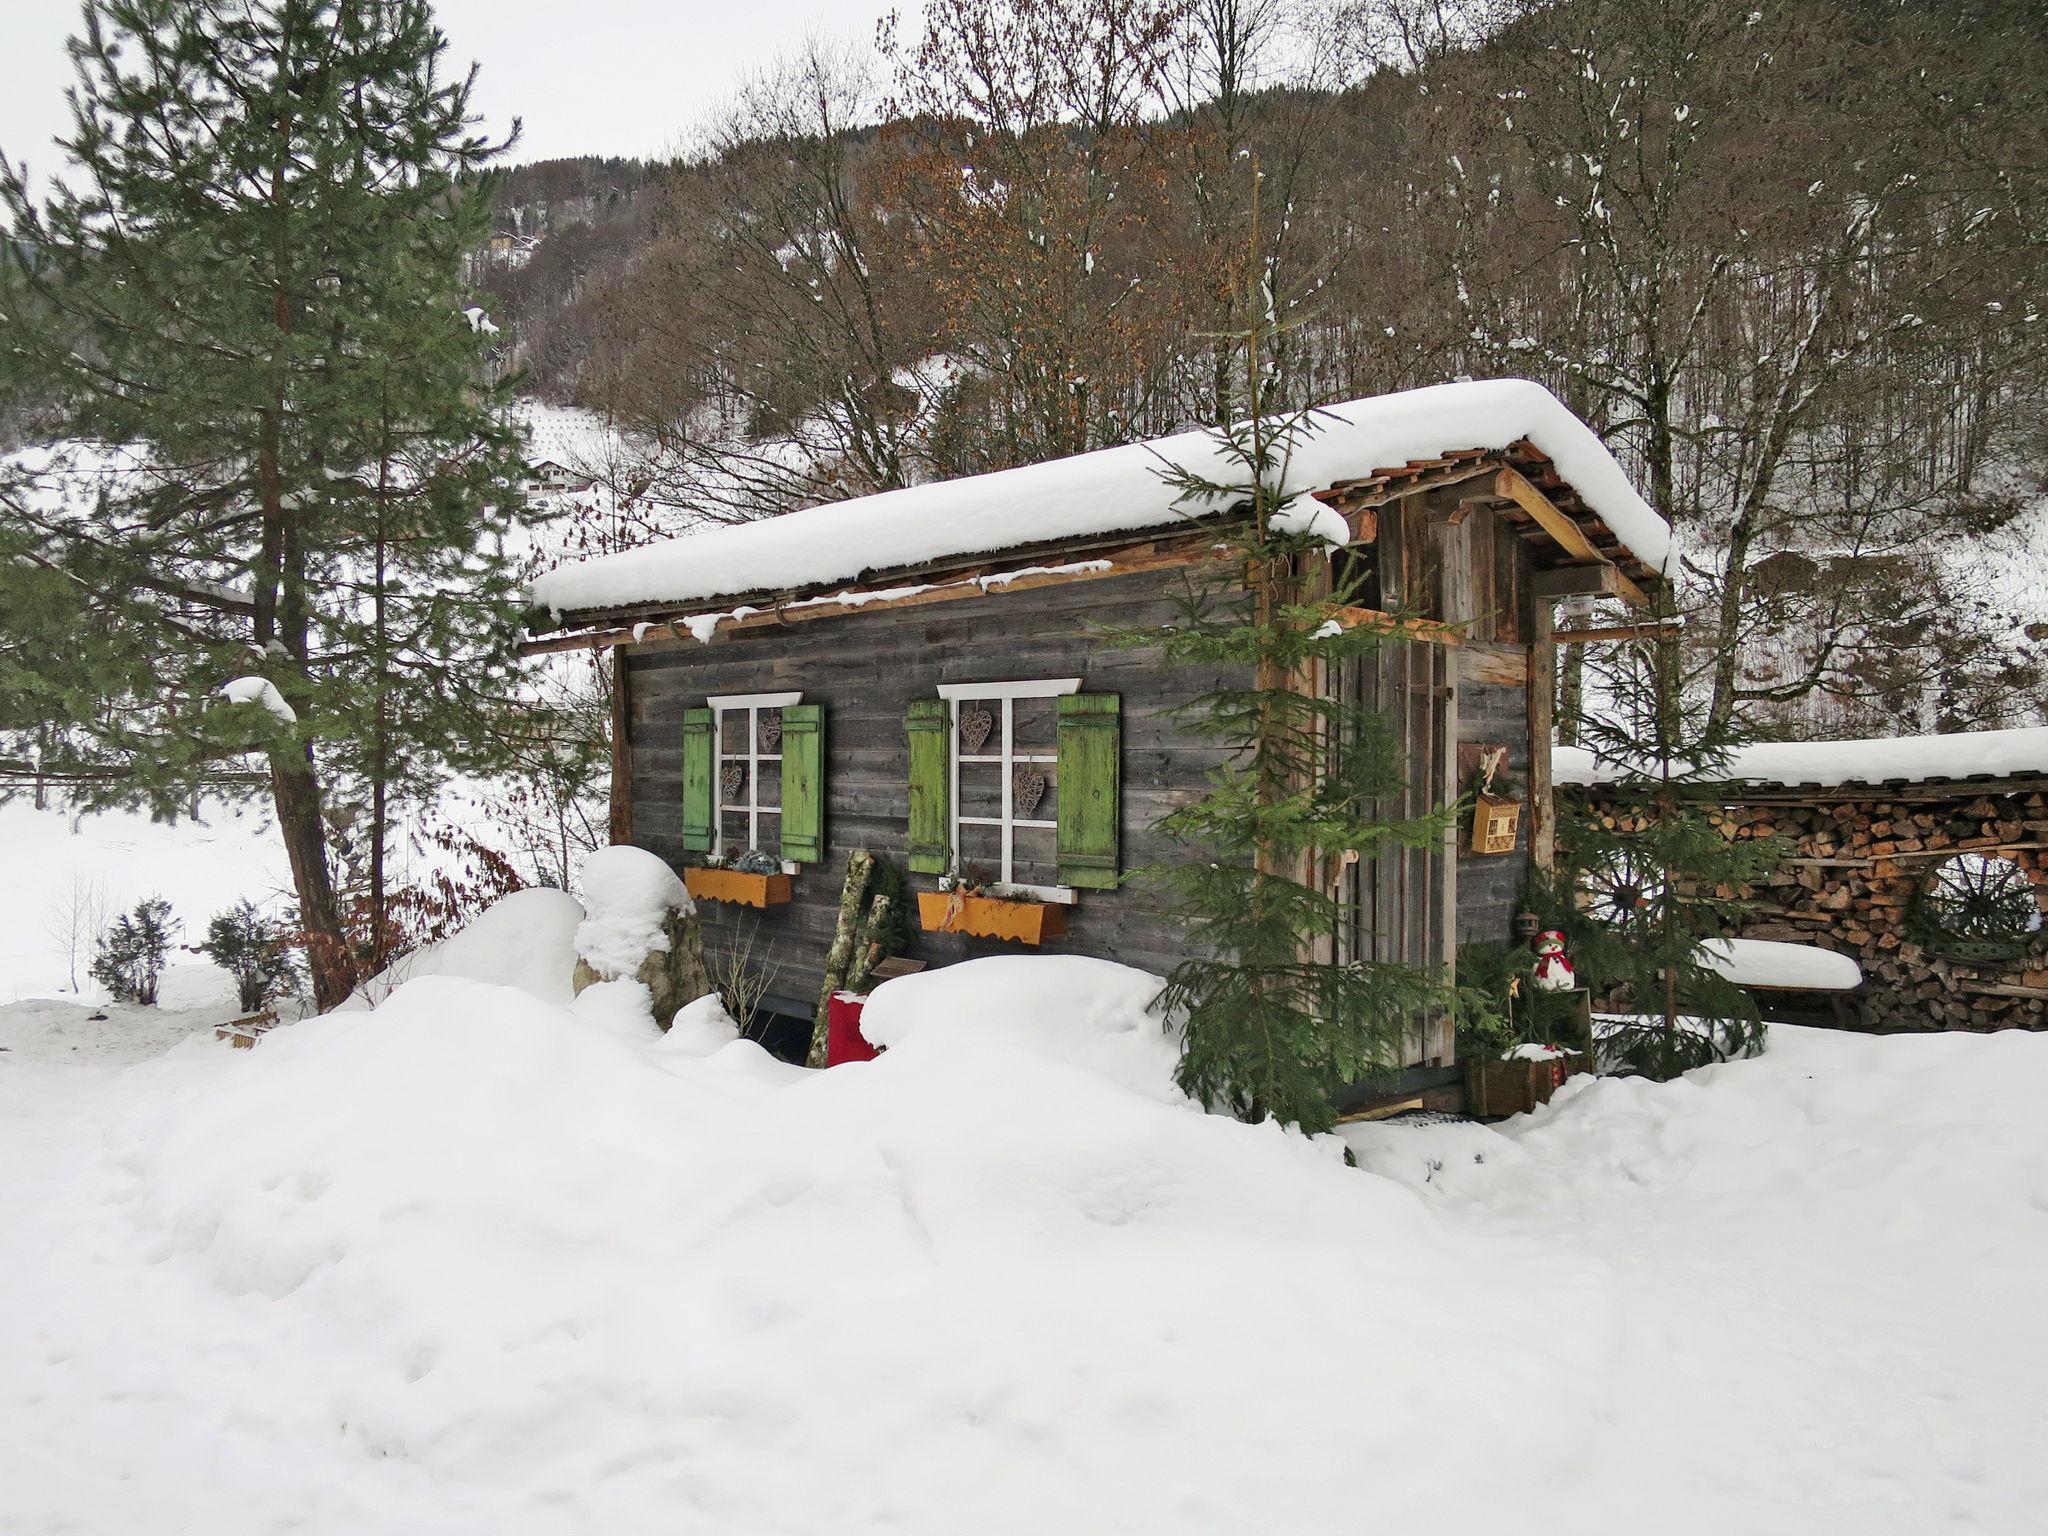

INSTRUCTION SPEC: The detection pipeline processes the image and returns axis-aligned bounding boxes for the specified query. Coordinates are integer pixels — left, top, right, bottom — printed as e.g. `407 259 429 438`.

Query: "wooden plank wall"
623 569 1244 1014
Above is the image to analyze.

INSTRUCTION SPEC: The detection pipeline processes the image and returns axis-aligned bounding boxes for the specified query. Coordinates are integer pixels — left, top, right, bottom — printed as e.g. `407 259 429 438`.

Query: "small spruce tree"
1111 223 1450 1132
90 897 177 1006
200 900 302 1013
1549 634 1785 1077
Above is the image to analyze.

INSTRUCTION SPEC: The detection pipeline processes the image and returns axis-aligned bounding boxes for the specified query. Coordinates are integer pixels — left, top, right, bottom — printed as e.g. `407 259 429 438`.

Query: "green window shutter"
681 708 714 854
1056 692 1120 890
779 703 825 864
906 699 951 875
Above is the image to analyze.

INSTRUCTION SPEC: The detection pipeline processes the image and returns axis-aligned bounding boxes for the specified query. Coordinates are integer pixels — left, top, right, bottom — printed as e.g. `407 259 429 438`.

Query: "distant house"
527 380 1671 1102
522 457 586 497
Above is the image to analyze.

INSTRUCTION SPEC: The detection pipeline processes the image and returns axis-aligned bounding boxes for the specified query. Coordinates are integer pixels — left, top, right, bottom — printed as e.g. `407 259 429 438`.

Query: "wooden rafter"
1493 466 1648 609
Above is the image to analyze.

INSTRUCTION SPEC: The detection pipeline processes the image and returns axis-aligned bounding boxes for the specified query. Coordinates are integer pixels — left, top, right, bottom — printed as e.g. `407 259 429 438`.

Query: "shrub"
90 898 177 1006
199 900 302 1013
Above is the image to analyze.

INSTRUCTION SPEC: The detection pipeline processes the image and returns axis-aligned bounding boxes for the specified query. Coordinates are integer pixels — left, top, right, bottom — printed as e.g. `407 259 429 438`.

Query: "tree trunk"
811 848 876 1066
270 742 354 1010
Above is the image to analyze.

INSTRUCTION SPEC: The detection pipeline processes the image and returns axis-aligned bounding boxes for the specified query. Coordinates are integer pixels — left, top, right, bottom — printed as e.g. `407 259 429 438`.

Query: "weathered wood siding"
623 569 1244 1013
1454 641 1534 945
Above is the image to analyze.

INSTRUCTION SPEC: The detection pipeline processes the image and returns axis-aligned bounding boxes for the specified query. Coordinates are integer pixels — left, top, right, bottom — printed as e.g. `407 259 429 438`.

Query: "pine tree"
1549 635 1786 1077
1112 200 1450 1134
90 897 176 1006
0 0 529 1009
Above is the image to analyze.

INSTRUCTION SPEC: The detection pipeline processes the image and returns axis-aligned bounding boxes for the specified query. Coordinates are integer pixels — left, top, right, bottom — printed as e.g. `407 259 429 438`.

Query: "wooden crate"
685 867 793 908
917 890 1069 946
1465 1053 1582 1118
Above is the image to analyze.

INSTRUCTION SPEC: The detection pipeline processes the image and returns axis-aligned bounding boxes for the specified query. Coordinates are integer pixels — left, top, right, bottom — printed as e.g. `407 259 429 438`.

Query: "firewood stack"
1567 780 2048 1033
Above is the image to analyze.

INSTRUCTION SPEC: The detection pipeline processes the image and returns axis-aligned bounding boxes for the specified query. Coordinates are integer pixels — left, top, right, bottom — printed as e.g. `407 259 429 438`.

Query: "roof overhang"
527 440 1664 650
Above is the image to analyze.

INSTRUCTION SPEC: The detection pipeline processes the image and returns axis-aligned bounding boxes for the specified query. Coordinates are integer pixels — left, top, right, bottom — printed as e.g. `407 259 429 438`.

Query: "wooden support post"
1528 602 1557 872
609 644 633 845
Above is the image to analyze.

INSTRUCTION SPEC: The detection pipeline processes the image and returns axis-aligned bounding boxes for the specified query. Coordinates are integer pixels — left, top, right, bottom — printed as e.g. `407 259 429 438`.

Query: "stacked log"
1566 780 2048 1034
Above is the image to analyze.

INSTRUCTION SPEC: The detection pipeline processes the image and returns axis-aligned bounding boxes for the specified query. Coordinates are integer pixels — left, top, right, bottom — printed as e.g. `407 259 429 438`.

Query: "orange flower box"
917 890 1068 946
685 867 792 908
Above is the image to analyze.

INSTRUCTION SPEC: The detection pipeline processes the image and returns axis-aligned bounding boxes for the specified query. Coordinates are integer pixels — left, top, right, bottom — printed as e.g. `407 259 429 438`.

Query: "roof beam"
1494 466 1647 609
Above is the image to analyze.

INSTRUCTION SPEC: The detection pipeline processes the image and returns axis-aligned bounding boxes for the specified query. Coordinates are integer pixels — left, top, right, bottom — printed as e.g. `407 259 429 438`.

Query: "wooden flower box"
917 890 1069 946
685 867 793 909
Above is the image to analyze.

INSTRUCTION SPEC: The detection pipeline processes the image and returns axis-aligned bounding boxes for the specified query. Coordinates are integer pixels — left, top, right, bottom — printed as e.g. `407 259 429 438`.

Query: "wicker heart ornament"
721 763 745 801
1013 767 1047 817
759 713 782 752
959 706 995 754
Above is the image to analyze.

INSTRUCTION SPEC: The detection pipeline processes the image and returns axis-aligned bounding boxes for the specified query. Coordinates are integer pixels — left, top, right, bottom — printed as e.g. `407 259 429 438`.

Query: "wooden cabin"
527 381 1670 1097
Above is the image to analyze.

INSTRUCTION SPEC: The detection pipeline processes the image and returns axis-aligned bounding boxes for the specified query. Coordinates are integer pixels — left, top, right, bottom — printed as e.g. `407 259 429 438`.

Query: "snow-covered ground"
0 799 289 1003
1 942 2042 1534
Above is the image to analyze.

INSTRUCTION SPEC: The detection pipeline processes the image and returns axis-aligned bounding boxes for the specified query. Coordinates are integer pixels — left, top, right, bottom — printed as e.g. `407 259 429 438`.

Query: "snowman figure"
1531 930 1576 992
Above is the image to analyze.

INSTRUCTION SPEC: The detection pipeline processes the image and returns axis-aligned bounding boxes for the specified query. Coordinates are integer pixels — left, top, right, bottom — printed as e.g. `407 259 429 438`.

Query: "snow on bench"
1699 937 1863 993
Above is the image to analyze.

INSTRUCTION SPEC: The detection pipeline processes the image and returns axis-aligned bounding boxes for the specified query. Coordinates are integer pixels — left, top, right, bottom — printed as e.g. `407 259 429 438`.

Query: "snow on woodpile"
1556 724 2048 789
530 379 1671 616
572 843 689 978
1699 937 1863 991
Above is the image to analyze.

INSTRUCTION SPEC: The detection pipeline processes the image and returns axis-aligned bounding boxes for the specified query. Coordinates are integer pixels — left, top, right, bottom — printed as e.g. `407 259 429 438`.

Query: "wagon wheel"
1923 853 2041 948
1580 848 1666 930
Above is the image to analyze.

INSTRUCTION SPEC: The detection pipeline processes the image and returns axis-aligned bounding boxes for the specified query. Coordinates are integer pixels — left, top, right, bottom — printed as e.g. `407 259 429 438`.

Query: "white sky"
0 0 894 174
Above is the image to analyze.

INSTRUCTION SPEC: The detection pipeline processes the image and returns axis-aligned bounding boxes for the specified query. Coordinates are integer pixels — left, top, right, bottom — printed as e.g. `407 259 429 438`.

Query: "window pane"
719 808 751 853
1012 694 1057 753
755 759 782 811
958 761 1004 820
1012 823 1059 888
1011 763 1054 824
718 758 749 808
955 698 999 757
955 820 1003 884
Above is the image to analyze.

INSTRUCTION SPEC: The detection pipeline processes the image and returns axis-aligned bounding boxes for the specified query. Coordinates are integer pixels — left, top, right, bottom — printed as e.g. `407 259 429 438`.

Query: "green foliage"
1550 639 1786 1078
1107 400 1451 1134
90 897 176 1006
1448 940 1539 1056
0 0 535 1002
199 900 302 1013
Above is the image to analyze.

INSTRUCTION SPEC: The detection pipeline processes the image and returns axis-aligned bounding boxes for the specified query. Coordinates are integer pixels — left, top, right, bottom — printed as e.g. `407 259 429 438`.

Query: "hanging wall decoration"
721 763 745 802
1013 766 1047 818
959 706 995 754
759 713 782 752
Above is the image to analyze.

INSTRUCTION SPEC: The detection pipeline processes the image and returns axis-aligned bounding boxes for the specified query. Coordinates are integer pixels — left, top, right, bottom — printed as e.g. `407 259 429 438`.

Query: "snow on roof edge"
528 379 1670 619
1555 726 2048 790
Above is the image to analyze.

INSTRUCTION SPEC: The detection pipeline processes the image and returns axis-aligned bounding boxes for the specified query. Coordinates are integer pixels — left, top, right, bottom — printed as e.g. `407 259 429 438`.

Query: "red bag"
826 991 880 1066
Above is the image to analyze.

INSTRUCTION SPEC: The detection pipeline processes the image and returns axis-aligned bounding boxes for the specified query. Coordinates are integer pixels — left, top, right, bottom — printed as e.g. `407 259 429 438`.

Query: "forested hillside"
481 0 2048 737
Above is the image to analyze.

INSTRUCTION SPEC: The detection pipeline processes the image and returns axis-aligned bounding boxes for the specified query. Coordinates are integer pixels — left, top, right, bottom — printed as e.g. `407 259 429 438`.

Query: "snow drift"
4 931 2045 1533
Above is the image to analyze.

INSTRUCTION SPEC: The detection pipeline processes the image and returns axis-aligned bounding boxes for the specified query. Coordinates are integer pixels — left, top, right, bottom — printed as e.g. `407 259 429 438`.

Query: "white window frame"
707 691 802 871
936 678 1081 903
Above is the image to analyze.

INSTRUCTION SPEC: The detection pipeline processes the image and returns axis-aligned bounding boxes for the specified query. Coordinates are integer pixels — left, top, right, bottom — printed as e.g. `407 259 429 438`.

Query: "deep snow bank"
98 960 1588 1533
11 960 2047 1535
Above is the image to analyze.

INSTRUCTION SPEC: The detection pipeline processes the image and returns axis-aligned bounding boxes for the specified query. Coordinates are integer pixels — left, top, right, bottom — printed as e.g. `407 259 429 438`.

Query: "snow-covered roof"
528 379 1671 619
1556 725 2048 790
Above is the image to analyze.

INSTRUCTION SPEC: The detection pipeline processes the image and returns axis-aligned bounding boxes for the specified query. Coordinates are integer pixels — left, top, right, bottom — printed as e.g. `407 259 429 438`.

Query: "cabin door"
1333 491 1466 1070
